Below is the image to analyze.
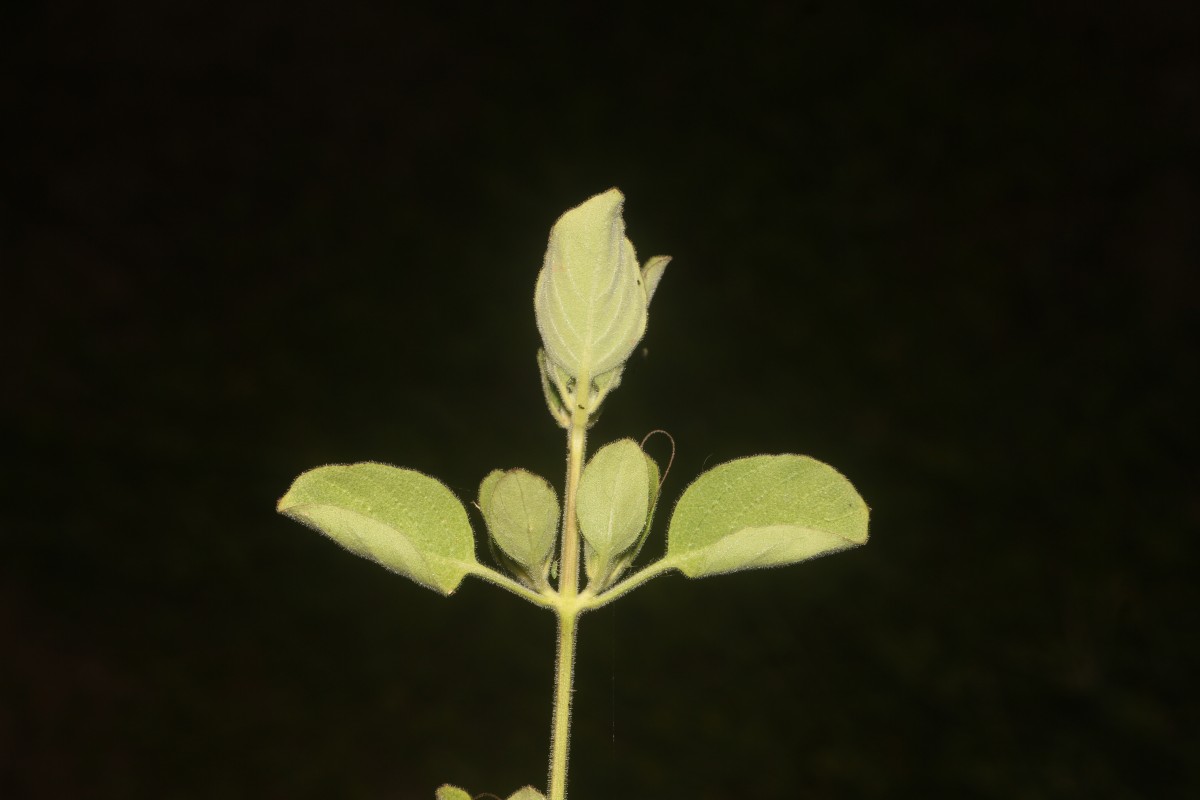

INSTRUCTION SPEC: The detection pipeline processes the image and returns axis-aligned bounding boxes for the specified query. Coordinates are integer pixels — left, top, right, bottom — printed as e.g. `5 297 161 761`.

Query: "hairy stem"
548 608 578 800
548 408 589 800
558 418 587 601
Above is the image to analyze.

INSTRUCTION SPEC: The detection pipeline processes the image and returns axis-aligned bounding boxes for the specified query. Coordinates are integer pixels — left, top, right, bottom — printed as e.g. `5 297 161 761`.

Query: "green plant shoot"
277 188 870 800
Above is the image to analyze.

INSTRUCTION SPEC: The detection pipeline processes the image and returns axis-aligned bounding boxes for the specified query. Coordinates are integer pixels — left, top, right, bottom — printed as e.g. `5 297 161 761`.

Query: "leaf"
577 438 650 579
478 469 504 513
536 349 571 427
590 363 624 405
665 455 868 579
534 188 648 388
641 254 671 303
592 447 661 591
508 788 547 800
611 449 661 573
278 462 477 595
434 787 472 800
478 469 559 575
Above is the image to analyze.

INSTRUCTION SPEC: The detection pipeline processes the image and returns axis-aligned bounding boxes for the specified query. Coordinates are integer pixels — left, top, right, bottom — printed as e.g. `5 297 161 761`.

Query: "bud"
534 189 669 415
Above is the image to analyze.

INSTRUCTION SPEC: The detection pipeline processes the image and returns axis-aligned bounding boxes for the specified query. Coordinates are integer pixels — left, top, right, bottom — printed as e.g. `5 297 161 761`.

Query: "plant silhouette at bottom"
277 188 870 800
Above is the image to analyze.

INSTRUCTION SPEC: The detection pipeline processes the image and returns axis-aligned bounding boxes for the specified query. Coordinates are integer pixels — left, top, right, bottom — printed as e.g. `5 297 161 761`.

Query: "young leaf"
588 448 662 592
434 787 472 800
665 455 868 578
478 469 560 576
508 788 547 800
590 363 624 407
536 349 571 427
478 469 504 513
610 450 661 574
534 188 648 391
478 469 525 583
277 463 477 596
641 254 671 303
577 438 651 579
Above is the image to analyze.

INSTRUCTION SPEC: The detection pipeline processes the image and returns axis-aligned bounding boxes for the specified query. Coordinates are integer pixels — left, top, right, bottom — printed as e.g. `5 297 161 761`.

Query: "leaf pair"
275 453 870 599
474 438 663 594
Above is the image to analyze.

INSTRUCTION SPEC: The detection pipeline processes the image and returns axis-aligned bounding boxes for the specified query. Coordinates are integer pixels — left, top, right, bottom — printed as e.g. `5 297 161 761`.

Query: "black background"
5 1 1197 798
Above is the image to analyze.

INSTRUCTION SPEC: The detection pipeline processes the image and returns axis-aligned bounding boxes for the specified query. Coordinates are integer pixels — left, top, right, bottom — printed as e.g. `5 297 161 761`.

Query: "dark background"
5 1 1196 798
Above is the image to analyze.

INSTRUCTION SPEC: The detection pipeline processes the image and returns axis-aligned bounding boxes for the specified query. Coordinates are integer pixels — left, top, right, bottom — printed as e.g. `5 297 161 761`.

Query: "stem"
548 407 589 800
558 418 587 600
548 609 578 800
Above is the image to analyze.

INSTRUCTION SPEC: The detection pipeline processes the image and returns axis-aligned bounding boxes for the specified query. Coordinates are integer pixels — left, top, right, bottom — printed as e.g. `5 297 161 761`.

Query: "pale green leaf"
641 254 671 304
478 469 559 574
434 786 472 800
536 349 571 427
478 469 504 514
534 188 648 389
665 455 868 578
612 450 661 571
591 363 624 406
594 449 661 591
278 462 477 595
577 438 650 579
507 788 547 800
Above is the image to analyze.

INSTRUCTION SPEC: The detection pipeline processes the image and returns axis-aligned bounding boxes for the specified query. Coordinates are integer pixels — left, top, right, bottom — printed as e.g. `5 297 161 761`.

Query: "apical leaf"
278 462 477 595
577 438 650 579
434 787 472 800
478 468 559 575
665 455 868 578
534 188 648 389
507 788 547 800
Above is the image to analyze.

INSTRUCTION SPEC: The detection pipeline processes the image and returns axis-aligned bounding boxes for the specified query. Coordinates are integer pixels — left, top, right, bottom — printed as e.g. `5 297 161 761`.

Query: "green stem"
548 409 589 800
548 608 578 800
558 417 587 599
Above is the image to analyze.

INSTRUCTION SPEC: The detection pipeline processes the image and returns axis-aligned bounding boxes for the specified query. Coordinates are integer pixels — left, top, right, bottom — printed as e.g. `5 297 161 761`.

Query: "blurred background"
5 1 1196 797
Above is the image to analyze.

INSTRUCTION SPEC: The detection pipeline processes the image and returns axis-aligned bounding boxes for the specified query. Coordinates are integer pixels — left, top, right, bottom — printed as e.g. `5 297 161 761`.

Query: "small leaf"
590 363 624 406
478 469 559 576
610 450 661 575
592 447 661 591
641 254 671 303
278 463 477 595
508 788 547 800
534 188 648 390
536 349 571 427
665 455 868 578
577 438 650 579
434 786 472 800
478 469 504 513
